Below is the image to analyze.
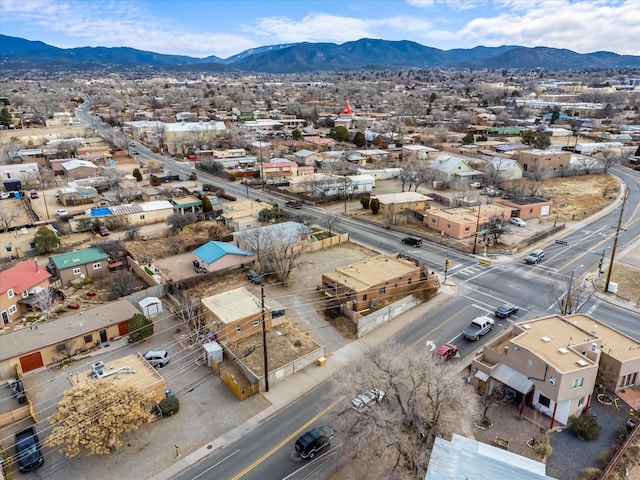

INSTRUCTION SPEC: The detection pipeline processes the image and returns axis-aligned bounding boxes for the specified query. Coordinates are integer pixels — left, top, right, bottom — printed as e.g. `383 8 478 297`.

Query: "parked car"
350 388 386 412
295 425 335 459
435 343 459 360
285 200 302 209
0 192 10 199
495 304 519 318
401 236 422 247
524 249 545 264
98 226 110 236
14 426 44 473
56 208 69 216
30 190 39 199
469 182 482 189
510 217 527 227
143 350 170 368
462 316 495 341
246 271 261 284
131 150 139 155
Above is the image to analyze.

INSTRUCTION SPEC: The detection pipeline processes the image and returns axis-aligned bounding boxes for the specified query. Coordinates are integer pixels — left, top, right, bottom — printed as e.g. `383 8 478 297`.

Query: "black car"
495 304 519 318
285 200 302 209
295 425 335 459
401 236 422 247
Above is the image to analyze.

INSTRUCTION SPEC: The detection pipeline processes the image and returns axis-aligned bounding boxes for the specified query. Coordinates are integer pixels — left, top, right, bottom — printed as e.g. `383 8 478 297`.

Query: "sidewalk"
150 288 454 480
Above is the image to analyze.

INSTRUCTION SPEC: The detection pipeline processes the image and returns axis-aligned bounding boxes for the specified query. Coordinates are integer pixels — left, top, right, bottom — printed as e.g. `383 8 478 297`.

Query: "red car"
435 343 458 360
98 226 110 236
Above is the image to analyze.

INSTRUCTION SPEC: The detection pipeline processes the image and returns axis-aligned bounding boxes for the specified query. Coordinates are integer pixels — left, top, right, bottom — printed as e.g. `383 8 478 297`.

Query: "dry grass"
606 263 640 303
225 322 321 374
540 174 619 222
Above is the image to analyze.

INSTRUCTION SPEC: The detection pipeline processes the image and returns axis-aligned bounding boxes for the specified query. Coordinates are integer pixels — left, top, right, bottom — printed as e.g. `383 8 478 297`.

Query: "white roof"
163 121 226 133
140 200 174 212
62 159 98 170
372 191 432 204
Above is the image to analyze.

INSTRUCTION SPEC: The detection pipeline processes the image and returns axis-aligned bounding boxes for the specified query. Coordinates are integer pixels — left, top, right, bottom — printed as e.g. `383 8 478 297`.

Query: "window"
84 334 93 344
22 291 29 298
140 214 145 220
378 287 386 295
8 305 17 314
465 226 470 232
362 294 367 301
572 377 584 388
7 289 14 298
93 263 102 270
253 319 260 327
578 396 585 407
407 277 412 284
431 218 436 223
236 325 242 333
538 394 551 408
73 268 81 275
446 224 451 229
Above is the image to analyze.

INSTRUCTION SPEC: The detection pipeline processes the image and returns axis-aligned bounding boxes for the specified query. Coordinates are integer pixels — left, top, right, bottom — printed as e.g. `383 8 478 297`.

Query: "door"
1 310 8 325
20 352 44 372
99 329 108 343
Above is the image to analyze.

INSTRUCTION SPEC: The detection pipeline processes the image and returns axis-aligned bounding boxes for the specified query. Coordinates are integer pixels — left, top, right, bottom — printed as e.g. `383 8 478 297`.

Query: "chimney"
35 259 39 273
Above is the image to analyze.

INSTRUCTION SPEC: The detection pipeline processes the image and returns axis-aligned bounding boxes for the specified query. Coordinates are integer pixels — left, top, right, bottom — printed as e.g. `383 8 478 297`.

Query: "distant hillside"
1 35 639 73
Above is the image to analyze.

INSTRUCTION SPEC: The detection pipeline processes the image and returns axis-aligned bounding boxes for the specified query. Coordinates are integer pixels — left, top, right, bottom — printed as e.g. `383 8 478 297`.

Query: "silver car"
350 388 386 412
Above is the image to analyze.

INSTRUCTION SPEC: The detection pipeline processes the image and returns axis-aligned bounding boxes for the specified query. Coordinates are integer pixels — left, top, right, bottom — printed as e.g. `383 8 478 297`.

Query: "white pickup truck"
462 316 495 341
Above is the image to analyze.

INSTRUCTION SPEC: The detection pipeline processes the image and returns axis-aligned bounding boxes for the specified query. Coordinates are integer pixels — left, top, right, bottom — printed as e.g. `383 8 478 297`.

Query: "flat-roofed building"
424 204 514 239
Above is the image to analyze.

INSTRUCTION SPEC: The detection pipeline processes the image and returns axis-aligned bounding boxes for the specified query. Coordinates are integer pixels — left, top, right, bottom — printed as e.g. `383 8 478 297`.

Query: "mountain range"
1 35 639 73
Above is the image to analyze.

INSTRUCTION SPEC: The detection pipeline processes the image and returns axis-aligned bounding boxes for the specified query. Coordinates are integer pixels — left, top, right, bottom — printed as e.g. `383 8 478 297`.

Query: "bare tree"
549 271 595 315
34 286 58 320
323 214 340 236
332 345 478 478
0 204 17 232
575 155 600 175
170 289 206 344
595 150 621 174
240 225 309 285
166 236 184 254
384 204 404 227
110 270 138 299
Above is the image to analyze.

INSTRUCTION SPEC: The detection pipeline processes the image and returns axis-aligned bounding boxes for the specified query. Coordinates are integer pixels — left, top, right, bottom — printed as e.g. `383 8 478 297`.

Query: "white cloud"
458 0 640 54
252 13 376 43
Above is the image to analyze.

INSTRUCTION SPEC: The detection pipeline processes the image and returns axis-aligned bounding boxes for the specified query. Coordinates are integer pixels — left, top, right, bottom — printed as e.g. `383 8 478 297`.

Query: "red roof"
340 102 355 115
0 260 51 295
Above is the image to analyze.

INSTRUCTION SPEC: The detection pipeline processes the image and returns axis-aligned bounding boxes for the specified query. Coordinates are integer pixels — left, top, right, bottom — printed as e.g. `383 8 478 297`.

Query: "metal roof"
492 363 534 394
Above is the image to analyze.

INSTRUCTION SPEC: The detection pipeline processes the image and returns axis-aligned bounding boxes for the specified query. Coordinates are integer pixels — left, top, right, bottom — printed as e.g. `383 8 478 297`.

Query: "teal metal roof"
50 247 109 269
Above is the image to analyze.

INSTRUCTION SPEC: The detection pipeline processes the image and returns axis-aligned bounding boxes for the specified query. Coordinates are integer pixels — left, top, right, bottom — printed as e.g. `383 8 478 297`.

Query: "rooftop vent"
541 336 552 343
576 359 589 367
522 324 531 330
558 347 569 354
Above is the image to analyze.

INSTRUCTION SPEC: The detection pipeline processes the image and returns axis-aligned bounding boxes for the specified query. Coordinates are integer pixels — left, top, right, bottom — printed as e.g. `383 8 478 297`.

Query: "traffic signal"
443 258 451 272
598 258 603 273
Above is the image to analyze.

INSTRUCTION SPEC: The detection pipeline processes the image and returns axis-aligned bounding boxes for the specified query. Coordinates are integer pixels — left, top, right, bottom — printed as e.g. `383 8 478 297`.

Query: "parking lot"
10 304 270 479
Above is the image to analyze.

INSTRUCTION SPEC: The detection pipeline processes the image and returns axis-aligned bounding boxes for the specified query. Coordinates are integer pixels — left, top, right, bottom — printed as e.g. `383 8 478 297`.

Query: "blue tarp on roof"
90 208 112 217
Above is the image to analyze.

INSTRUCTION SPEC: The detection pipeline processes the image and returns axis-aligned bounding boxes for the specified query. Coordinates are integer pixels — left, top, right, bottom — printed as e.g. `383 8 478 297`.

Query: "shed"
139 296 163 316
203 341 223 366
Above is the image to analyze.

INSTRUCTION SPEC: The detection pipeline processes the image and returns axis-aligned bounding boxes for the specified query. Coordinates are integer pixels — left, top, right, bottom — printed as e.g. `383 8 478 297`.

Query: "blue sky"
1 0 638 58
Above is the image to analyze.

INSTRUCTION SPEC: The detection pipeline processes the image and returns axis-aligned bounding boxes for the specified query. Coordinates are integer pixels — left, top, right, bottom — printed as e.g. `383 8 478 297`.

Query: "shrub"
158 396 179 417
580 467 602 480
568 414 601 441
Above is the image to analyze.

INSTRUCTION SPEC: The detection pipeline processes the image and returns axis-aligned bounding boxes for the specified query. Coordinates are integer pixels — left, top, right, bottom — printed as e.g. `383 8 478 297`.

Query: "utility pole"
605 189 628 293
444 235 451 283
261 279 269 392
472 203 482 255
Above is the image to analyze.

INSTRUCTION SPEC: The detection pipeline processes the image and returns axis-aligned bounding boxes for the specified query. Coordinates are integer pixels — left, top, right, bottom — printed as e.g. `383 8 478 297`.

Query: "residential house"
321 254 422 312
192 241 255 273
370 192 432 215
163 121 226 155
261 159 298 185
170 195 202 214
0 300 139 377
426 434 555 480
469 314 638 428
0 260 51 325
518 149 572 178
0 163 39 186
56 186 99 207
401 145 440 162
201 287 285 342
48 247 109 284
500 197 553 220
423 204 515 239
293 149 323 166
221 199 265 231
61 159 99 180
69 201 175 232
430 154 484 185
485 157 524 182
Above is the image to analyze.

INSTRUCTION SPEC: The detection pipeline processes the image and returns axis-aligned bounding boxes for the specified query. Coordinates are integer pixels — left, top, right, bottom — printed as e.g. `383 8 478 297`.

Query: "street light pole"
472 203 482 255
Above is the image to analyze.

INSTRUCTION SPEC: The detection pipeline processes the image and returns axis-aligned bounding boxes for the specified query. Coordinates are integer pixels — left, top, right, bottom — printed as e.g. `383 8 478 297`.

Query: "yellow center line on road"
231 396 344 480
